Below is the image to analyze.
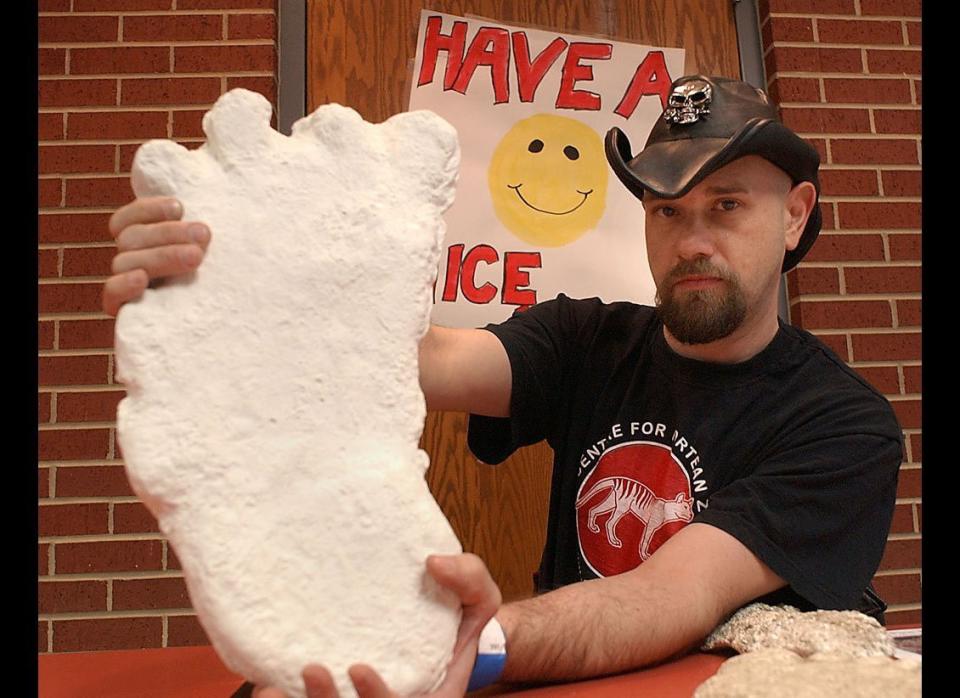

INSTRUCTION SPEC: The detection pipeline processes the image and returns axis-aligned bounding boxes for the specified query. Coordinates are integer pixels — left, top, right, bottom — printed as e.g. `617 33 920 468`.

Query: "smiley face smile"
508 184 594 216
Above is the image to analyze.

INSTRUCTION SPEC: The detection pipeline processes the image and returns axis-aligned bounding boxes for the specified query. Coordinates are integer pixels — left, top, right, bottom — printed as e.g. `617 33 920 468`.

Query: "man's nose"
673 215 717 260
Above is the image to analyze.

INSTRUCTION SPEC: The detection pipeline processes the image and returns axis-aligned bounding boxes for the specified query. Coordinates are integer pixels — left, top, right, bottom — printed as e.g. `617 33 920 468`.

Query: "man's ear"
784 181 817 251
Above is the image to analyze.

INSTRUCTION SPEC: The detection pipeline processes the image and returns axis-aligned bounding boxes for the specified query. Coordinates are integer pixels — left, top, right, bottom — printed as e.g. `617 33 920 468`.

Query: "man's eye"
717 199 739 211
657 206 677 217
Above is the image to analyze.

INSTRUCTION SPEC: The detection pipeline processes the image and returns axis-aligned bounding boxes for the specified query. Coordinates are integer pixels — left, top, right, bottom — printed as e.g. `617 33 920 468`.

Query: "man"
103 75 903 697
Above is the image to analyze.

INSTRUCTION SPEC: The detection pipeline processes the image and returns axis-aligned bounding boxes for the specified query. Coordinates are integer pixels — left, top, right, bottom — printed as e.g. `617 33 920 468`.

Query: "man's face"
642 156 807 346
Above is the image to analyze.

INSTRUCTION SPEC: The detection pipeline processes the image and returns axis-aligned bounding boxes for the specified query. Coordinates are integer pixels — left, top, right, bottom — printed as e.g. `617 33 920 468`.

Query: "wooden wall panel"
307 0 741 601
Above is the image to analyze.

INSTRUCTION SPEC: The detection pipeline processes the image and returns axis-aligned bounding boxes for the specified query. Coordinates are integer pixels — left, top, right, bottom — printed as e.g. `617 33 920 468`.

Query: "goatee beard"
655 258 748 345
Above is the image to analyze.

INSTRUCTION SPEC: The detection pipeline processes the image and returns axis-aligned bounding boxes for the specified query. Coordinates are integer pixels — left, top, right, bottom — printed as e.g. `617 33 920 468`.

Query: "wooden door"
306 0 741 602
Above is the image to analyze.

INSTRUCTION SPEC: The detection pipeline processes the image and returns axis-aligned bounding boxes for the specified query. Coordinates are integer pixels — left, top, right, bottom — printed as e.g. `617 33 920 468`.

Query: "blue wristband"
466 617 507 692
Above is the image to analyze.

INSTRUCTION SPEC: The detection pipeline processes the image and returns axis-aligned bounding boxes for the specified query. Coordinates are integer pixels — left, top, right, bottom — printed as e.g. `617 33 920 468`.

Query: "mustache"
663 258 733 287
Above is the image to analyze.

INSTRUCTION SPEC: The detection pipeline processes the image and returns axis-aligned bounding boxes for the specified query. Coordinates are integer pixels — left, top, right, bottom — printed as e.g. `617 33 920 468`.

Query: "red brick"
839 202 921 230
65 177 135 208
908 435 921 463
767 17 814 42
74 1 173 10
819 202 835 230
39 0 71 11
174 45 276 73
171 111 206 139
39 113 64 141
794 300 892 329
39 622 49 654
53 617 162 652
872 574 920 606
39 79 117 108
39 213 113 244
804 233 885 262
766 47 862 76
811 332 849 360
40 544 50 575
227 13 276 40
780 108 870 135
39 466 51 497
38 429 111 461
889 233 920 261
913 79 921 105
786 266 840 297
916 503 921 531
859 0 921 16
61 247 116 277
819 169 879 196
167 615 211 647
71 47 169 75
113 577 192 610
59 319 116 350
38 355 109 386
891 399 920 430
830 139 918 165
40 48 66 75
817 19 904 44
878 537 920 570
39 282 103 313
40 145 116 175
56 539 163 574
903 365 920 393
40 16 118 43
851 332 920 361
39 502 110 536
884 608 921 627
114 502 160 533
896 467 920 497
766 0 855 11
906 22 920 46
226 76 277 106
67 111 168 140
121 77 220 106
55 466 135 497
37 246 60 278
881 170 921 197
39 321 56 350
179 0 273 7
852 366 900 394
888 503 915 534
897 299 921 328
823 78 912 104
768 77 820 104
866 49 921 75
874 110 921 137
807 138 827 162
40 393 52 423
39 179 62 208
168 546 182 570
844 265 920 293
39 581 109 614
57 391 124 422
124 14 221 42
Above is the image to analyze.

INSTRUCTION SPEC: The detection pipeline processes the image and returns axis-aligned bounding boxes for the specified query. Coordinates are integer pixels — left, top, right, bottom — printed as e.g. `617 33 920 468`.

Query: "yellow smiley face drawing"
488 114 609 247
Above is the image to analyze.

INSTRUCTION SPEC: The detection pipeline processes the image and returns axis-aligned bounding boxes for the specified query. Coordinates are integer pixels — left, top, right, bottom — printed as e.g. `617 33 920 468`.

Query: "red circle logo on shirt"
576 441 694 577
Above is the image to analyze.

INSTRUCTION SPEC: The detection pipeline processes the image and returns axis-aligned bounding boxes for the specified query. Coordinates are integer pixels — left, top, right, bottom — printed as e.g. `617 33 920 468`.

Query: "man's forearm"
492 523 787 683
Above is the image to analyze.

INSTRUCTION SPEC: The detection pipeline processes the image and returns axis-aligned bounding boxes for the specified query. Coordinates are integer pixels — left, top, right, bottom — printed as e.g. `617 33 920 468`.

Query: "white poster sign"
408 11 685 328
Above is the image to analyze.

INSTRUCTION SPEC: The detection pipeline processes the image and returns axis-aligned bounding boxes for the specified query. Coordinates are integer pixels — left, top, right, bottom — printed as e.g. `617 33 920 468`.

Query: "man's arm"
496 522 786 682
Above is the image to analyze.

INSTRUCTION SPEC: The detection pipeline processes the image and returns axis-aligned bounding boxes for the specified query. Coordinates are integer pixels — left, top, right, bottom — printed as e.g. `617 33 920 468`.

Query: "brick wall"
38 0 278 653
760 0 921 626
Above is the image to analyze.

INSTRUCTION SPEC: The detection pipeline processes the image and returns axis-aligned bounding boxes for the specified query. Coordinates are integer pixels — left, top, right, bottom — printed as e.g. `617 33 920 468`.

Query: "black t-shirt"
468 294 903 615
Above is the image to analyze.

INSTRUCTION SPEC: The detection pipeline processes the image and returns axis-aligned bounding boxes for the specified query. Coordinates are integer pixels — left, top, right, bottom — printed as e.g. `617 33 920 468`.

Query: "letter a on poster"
408 11 684 328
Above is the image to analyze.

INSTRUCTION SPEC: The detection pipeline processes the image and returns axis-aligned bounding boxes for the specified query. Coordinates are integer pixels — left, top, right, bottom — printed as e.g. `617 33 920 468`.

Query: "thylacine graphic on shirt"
576 476 695 560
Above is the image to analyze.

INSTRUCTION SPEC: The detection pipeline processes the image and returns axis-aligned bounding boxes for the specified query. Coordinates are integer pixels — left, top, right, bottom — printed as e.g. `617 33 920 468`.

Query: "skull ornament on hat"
605 74 822 273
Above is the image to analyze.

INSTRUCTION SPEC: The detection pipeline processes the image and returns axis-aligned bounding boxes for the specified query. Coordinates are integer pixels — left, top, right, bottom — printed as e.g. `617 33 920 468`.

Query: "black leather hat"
605 75 821 273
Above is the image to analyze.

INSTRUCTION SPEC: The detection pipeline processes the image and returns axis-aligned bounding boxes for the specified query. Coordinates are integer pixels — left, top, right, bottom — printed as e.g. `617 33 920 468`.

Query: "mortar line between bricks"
162 616 169 648
819 195 921 202
40 533 166 543
39 422 119 432
901 20 907 45
39 39 276 49
108 502 114 535
774 101 921 109
890 298 899 327
911 504 919 534
39 95 272 109
50 543 56 575
40 571 184 582
39 241 118 250
41 497 139 505
887 532 921 541
39 347 114 357
767 41 921 50
41 9 276 16
886 394 920 402
39 385 125 394
811 17 819 43
909 80 916 104
50 392 58 424
107 579 113 611
899 464 921 470
882 234 891 262
39 276 111 285
886 603 922 612
895 498 920 505
39 610 196 621
874 568 922 577
861 47 869 75
768 12 919 21
162 540 168 571
39 312 114 321
108 425 116 458
48 621 53 652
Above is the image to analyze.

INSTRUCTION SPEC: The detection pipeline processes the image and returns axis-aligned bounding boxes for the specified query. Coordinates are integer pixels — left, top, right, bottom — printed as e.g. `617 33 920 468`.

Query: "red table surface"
38 646 727 698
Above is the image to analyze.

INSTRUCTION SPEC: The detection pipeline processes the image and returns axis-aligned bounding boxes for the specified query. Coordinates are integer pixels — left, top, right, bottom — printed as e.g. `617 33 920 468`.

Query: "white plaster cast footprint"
115 89 463 698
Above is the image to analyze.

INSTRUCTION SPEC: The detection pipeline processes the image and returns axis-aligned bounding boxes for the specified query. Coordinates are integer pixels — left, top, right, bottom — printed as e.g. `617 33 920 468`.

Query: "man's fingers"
108 197 183 238
111 244 205 277
102 269 149 316
348 664 395 698
250 686 286 698
303 664 341 698
116 220 210 253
